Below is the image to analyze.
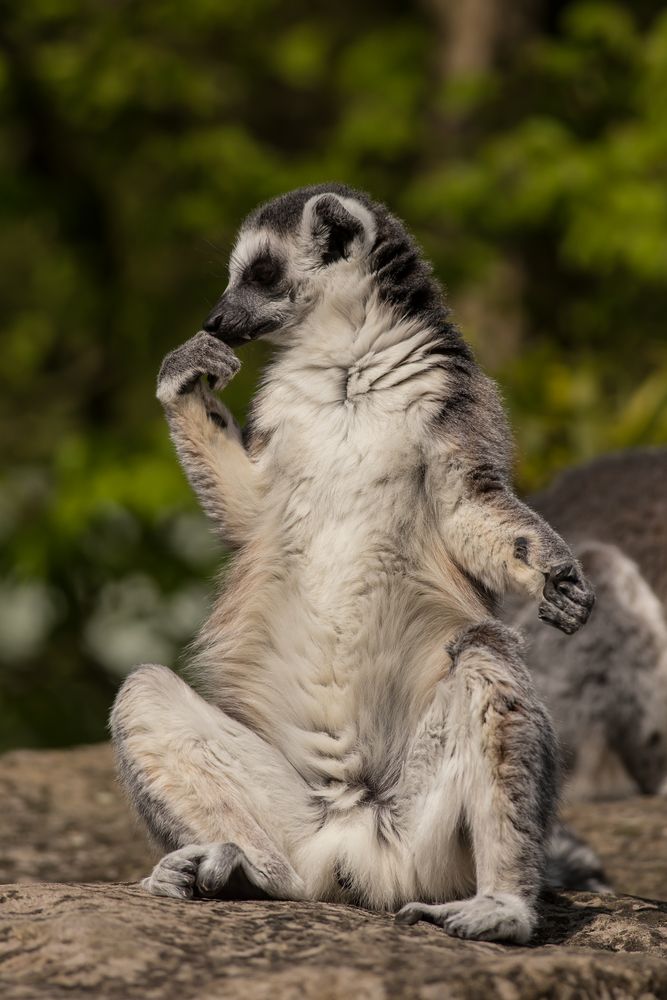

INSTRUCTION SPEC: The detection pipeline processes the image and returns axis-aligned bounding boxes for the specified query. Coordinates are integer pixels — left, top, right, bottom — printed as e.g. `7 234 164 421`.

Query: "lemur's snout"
203 289 280 347
202 292 251 346
202 294 237 336
202 305 223 334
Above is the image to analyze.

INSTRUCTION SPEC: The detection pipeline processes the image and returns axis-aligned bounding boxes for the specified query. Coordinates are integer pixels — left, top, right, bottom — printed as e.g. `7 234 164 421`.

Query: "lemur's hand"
157 331 241 405
538 561 595 634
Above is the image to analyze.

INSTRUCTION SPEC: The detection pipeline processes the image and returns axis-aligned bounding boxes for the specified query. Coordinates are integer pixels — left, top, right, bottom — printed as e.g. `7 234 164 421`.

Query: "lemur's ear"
305 194 375 265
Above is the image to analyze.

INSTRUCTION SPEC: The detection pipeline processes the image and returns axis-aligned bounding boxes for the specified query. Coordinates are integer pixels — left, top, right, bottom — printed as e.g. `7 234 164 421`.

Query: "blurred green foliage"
1 0 666 749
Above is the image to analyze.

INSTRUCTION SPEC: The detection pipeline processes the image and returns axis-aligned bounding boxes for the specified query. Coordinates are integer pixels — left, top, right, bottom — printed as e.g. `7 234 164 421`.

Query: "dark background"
1 0 666 750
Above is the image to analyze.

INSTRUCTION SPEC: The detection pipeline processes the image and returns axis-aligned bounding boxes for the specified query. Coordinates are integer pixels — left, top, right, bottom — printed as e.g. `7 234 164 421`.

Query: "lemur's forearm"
442 478 594 633
157 331 261 547
443 484 568 592
164 388 261 547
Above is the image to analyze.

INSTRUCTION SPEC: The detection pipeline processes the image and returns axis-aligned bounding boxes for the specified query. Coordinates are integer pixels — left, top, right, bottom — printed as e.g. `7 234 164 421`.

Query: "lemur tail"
544 823 612 894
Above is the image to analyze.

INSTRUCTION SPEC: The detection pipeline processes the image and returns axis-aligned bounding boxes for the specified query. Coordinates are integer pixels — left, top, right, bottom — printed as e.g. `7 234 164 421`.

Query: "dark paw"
157 331 241 404
539 561 595 634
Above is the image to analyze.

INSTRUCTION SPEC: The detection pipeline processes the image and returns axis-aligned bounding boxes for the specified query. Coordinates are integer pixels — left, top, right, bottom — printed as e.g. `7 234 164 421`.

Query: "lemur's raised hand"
156 331 258 547
157 329 240 404
112 184 600 945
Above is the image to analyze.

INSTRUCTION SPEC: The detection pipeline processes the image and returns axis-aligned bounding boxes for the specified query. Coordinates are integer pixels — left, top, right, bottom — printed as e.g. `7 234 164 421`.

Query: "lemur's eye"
246 254 282 288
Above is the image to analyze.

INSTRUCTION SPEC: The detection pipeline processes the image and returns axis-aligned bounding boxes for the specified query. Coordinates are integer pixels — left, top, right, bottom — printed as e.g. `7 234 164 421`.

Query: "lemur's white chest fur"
195 291 487 797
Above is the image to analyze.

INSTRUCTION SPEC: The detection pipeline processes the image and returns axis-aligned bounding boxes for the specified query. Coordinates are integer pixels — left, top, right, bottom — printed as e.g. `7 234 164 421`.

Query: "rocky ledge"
1 744 667 999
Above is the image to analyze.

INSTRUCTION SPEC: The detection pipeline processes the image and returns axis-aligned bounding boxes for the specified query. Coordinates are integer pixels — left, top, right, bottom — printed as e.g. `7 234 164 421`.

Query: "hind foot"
141 842 305 901
395 892 535 944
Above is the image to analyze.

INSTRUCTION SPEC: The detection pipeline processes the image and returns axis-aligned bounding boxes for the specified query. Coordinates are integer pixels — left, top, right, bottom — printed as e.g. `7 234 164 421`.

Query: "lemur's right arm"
156 331 261 548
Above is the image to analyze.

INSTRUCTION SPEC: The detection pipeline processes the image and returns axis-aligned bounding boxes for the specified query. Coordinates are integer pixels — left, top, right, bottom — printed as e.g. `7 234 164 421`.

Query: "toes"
151 880 193 900
395 903 449 927
160 856 197 876
395 904 423 926
141 846 204 899
195 843 242 897
141 875 193 900
157 869 194 887
396 897 533 943
143 843 285 902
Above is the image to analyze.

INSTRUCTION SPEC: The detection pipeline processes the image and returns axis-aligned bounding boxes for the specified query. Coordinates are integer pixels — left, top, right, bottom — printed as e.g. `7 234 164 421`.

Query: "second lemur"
111 185 597 944
508 449 667 799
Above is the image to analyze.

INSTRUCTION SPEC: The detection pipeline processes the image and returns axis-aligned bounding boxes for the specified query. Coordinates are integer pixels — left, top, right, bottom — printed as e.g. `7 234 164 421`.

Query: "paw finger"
558 581 595 610
395 904 422 925
196 845 241 896
154 868 194 887
201 339 240 368
154 881 193 899
160 856 197 874
557 595 592 623
538 606 579 634
143 877 193 900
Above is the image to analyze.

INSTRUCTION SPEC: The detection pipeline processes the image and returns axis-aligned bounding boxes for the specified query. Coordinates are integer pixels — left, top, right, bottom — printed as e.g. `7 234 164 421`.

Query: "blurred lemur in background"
507 449 667 800
111 184 599 945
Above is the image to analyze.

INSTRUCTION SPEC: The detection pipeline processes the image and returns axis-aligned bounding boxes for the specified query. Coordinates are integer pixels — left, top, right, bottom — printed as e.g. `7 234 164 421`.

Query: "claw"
395 905 421 926
541 560 595 634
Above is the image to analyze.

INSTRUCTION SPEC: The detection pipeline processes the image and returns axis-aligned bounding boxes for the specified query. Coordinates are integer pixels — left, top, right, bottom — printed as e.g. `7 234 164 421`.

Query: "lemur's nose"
202 307 222 334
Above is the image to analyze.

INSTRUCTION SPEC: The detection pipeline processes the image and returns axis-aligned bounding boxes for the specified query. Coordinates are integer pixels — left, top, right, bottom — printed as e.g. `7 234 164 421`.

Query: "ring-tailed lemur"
507 449 667 800
111 184 598 944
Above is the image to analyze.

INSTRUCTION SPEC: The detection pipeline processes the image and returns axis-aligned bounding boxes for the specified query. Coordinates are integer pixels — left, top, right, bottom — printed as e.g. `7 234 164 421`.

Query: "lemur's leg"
397 621 558 944
438 467 595 633
157 331 262 547
110 665 309 901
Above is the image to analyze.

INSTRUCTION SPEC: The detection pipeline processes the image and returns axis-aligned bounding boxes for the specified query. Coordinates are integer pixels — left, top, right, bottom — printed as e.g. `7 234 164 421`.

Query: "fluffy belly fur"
193 471 487 809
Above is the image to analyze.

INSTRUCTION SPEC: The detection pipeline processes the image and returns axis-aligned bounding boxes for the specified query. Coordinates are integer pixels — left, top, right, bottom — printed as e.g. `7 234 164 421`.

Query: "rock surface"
563 794 667 902
2 744 667 998
3 883 667 999
0 744 155 884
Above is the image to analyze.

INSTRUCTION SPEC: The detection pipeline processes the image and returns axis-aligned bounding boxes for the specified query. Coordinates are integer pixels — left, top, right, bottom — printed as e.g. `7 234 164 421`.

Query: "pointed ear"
305 194 374 265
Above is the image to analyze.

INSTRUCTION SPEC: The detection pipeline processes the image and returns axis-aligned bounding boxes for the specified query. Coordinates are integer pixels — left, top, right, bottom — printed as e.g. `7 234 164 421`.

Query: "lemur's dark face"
202 185 377 346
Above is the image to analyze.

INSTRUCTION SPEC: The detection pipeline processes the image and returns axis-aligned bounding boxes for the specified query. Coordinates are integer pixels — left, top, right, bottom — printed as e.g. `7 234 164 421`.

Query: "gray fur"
111 186 602 944
507 449 667 799
545 823 611 894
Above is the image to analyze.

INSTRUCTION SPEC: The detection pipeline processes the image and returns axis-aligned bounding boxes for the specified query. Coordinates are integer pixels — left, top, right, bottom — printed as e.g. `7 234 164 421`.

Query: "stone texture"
0 744 156 884
563 794 667 902
2 883 667 999
2 744 667 998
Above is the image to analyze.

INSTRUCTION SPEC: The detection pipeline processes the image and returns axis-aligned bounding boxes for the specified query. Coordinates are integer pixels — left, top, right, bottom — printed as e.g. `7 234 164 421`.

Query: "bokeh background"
2 0 667 751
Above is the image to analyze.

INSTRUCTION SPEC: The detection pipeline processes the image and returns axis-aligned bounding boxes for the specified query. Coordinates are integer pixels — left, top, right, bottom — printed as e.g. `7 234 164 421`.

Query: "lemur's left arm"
156 332 262 548
429 370 595 633
438 466 594 632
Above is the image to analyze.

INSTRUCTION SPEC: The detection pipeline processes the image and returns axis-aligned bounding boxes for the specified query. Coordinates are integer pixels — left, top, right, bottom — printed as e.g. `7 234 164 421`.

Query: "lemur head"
202 183 448 347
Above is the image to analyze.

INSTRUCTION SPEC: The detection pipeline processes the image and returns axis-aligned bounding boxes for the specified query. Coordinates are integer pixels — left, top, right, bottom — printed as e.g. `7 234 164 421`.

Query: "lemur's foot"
539 560 595 634
157 331 240 405
395 893 535 944
141 842 305 901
